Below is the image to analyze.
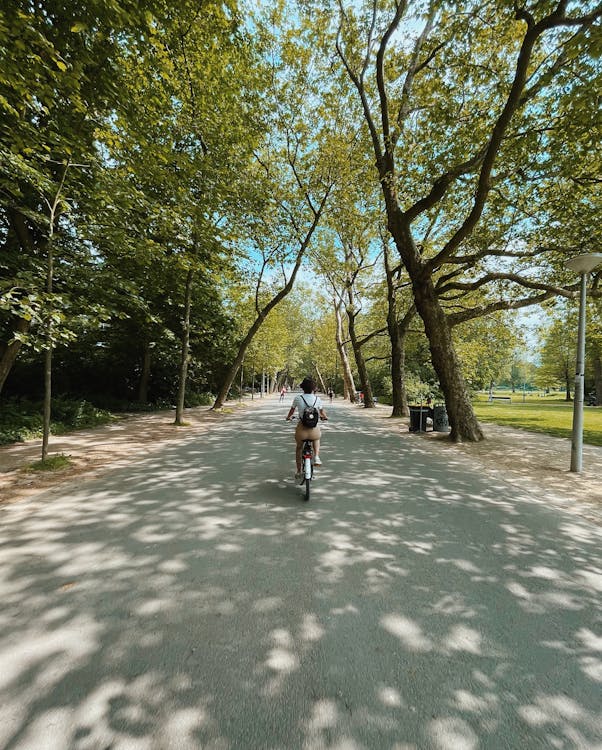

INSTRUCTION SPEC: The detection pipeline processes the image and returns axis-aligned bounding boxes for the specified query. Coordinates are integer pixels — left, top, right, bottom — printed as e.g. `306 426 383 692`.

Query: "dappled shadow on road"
0 402 600 749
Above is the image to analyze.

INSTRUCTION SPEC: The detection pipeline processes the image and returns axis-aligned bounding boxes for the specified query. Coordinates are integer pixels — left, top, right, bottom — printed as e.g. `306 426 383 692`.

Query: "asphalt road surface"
0 397 600 750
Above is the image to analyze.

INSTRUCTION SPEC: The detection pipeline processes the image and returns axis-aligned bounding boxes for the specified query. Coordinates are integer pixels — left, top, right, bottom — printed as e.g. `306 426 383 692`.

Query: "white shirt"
292 393 322 415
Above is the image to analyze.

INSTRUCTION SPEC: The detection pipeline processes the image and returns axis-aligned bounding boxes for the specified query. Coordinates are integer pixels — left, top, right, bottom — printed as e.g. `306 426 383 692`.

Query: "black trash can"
433 404 449 432
408 406 430 432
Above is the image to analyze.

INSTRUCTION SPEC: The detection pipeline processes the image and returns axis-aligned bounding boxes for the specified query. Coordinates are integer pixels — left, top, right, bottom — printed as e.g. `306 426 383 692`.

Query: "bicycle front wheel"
304 477 311 502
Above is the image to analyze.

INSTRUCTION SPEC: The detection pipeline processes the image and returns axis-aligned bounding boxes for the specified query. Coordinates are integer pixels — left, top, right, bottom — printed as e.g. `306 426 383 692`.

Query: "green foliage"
2 0 599 430
535 311 576 393
454 312 522 390
0 397 115 445
184 392 215 407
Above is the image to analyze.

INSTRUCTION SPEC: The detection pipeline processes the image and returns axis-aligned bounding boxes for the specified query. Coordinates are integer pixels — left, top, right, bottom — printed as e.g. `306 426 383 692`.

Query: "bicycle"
288 416 316 502
300 434 314 502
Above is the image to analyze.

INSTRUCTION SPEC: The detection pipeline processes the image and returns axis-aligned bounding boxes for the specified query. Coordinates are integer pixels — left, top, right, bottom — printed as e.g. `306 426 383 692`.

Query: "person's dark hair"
300 377 316 394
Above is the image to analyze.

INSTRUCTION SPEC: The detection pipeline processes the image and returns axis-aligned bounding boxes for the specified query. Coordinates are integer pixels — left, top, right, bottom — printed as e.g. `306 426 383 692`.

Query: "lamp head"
565 253 602 274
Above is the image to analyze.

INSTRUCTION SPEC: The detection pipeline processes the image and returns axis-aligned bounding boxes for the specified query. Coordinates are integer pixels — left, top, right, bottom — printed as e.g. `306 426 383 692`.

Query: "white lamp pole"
564 253 602 473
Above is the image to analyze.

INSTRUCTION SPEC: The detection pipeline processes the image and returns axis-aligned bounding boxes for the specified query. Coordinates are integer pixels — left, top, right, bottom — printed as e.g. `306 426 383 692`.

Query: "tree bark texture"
213 320 262 409
334 299 356 402
387 210 483 441
175 268 193 425
346 301 375 408
411 271 484 442
42 239 53 462
384 245 411 417
314 365 327 394
0 317 30 395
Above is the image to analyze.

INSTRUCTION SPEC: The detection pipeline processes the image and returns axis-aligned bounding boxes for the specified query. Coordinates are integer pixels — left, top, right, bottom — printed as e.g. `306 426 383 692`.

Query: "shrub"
0 397 116 445
185 392 215 407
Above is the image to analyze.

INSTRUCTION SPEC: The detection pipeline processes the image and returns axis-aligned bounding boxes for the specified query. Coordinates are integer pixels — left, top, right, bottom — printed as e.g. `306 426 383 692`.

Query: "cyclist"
285 377 328 480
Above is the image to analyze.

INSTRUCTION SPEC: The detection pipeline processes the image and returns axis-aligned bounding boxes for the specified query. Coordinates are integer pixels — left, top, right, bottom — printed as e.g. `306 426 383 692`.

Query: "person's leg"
295 426 304 472
312 437 321 462
310 426 322 464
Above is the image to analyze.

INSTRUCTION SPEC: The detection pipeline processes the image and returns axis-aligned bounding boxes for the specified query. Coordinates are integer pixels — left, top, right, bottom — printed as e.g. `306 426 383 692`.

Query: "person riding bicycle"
285 377 328 479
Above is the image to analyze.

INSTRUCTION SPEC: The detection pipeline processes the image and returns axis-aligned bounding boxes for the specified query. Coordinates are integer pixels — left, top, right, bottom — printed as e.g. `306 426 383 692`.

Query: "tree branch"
336 22 383 165
376 0 408 151
425 3 601 270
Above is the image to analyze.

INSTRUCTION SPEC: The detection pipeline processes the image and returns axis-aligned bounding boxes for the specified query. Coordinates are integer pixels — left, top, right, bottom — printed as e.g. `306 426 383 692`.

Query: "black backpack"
300 395 319 428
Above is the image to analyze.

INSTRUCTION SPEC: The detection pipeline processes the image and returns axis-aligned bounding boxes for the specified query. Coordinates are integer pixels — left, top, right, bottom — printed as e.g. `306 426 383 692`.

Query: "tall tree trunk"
138 343 152 403
214 323 263 408
42 239 53 462
346 300 374 408
594 349 602 405
175 268 193 425
0 317 30 395
42 162 70 460
384 242 412 417
42 347 52 461
397 323 411 416
388 312 413 418
314 364 327 393
334 298 355 402
389 216 483 441
564 363 571 402
410 270 484 442
0 213 36 395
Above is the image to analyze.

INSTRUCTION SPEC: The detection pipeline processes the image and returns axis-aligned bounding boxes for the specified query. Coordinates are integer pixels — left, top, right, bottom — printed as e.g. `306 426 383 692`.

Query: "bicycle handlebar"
286 415 328 421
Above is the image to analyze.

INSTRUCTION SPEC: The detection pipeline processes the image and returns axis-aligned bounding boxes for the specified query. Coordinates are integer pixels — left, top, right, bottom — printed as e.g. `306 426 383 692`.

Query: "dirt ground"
1 397 601 524
0 401 253 505
360 405 602 524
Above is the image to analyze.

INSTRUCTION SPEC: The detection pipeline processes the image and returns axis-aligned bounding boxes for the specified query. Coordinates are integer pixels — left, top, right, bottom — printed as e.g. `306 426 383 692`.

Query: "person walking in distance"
285 377 328 480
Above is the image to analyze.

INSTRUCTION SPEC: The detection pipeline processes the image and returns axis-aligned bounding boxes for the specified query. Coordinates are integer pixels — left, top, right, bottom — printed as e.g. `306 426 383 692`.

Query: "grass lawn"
473 394 602 446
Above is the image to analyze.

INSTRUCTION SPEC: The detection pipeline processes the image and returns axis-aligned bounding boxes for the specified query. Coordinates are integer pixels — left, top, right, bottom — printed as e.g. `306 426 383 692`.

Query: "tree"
0 0 163 394
330 0 601 441
211 10 340 410
536 313 576 398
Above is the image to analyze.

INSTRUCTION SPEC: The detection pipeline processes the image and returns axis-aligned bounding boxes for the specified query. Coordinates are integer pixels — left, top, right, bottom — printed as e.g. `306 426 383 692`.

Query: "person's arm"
286 396 297 420
319 408 328 421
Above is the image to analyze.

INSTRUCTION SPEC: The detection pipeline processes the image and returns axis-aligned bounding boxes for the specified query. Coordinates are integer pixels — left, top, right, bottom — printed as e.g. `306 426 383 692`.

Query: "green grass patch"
26 454 72 472
473 399 602 446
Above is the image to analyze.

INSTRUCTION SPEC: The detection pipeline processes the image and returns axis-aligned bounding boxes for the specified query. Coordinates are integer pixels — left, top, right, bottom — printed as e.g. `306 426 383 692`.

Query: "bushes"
0 397 116 445
184 392 215 407
0 401 44 444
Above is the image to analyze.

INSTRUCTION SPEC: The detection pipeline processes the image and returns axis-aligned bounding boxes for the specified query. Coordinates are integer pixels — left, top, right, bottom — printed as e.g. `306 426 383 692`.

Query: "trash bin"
433 404 449 432
408 406 430 432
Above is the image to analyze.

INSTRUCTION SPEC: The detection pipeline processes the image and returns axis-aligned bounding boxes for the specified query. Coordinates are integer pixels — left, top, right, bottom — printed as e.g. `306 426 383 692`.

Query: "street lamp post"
565 253 602 473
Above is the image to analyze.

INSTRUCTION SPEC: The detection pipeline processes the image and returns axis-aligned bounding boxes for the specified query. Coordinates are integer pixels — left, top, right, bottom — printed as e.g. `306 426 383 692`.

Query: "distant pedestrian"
279 386 286 402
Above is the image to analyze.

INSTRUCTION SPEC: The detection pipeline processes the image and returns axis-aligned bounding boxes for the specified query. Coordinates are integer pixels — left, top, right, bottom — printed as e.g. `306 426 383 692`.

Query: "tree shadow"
0 401 600 749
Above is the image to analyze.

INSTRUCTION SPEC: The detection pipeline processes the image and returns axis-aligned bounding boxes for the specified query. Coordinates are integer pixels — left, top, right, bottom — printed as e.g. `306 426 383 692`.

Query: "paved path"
0 398 600 749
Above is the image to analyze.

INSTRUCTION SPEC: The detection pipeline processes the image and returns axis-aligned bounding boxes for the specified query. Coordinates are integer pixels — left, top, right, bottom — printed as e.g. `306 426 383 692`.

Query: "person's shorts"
295 423 321 442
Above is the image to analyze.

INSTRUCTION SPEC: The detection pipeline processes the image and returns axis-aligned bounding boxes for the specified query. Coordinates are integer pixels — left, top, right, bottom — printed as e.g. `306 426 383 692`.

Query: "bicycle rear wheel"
304 477 311 501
